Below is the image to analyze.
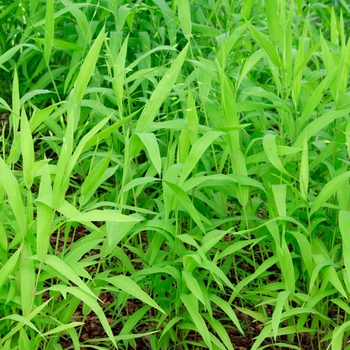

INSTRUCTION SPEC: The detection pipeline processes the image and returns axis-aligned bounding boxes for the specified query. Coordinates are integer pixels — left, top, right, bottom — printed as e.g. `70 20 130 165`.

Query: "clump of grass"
1 0 350 349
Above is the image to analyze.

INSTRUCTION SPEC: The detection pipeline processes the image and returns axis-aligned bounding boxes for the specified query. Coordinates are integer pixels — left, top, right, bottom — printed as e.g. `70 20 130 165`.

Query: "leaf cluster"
1 1 350 349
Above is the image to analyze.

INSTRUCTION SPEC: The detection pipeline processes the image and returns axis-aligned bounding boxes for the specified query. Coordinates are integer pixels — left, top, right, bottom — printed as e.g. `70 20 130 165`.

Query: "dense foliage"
1 0 350 349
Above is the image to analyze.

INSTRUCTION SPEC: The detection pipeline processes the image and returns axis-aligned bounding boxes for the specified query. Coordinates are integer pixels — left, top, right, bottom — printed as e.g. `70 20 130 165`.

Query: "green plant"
1 0 350 349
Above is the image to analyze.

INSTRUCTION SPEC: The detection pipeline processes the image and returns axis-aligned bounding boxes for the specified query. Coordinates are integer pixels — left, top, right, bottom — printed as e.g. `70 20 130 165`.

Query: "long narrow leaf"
181 294 212 350
136 44 189 132
310 172 350 215
44 0 54 63
74 27 105 104
105 275 165 314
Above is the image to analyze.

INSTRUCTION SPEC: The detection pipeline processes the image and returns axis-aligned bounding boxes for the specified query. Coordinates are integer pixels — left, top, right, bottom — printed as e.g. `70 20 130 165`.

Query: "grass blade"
136 43 189 133
272 185 286 217
163 180 211 233
179 131 224 184
74 26 105 105
130 133 162 175
186 89 198 145
237 49 264 90
20 242 35 317
0 156 26 234
110 34 129 114
44 0 54 63
247 22 282 69
178 0 192 40
36 164 54 261
272 291 290 341
265 0 281 45
300 135 309 201
182 270 208 310
242 0 254 19
339 210 350 294
293 109 350 148
79 152 112 207
310 172 350 215
20 108 34 188
263 134 291 177
181 294 212 350
331 322 350 350
105 275 166 314
0 247 22 291
297 67 338 129
67 287 117 348
39 255 95 298
68 210 142 223
210 295 244 335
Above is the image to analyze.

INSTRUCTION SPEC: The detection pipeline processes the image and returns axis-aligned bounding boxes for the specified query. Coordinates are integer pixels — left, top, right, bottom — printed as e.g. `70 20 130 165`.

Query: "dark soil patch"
0 112 10 138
